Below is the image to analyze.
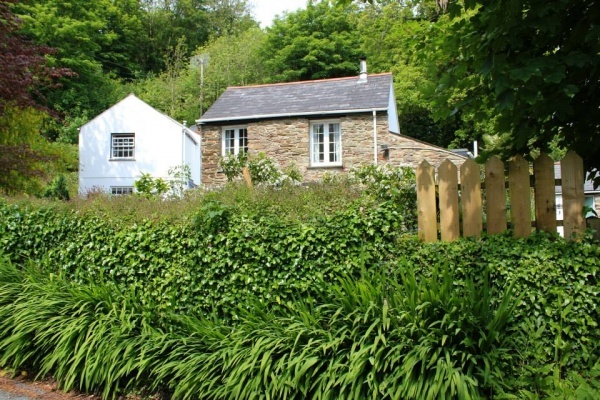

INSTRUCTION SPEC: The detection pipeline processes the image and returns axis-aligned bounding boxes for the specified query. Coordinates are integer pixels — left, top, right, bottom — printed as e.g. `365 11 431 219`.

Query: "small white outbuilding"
78 94 201 196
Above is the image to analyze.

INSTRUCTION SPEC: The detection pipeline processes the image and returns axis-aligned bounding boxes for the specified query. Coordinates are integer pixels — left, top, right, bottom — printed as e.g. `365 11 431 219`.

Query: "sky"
250 0 308 28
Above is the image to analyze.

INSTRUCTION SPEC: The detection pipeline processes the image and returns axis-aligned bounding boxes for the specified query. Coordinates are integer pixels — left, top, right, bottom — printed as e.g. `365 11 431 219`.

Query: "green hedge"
396 233 600 370
1 253 598 400
1 198 599 391
0 198 404 319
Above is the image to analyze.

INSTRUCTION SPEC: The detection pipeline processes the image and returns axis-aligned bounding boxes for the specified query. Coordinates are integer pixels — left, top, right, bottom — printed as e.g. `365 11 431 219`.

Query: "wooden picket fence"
417 151 585 242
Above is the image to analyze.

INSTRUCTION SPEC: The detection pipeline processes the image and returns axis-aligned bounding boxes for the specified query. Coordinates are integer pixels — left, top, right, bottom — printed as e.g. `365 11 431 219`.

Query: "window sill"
307 165 344 170
109 158 136 161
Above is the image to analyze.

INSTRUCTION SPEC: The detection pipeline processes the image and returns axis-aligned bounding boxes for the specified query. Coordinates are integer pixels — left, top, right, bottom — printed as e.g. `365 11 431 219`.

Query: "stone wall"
382 134 467 169
200 125 225 186
200 113 466 186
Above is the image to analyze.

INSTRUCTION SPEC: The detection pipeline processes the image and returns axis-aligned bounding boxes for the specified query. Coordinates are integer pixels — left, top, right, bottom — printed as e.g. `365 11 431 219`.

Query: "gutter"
373 110 377 165
196 107 388 124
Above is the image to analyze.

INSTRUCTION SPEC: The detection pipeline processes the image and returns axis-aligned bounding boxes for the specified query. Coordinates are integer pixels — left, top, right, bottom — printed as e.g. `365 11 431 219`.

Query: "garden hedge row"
0 198 404 319
1 199 599 372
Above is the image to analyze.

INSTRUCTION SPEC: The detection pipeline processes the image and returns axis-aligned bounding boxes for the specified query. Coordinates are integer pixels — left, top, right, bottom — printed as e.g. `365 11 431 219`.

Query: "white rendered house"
79 94 201 196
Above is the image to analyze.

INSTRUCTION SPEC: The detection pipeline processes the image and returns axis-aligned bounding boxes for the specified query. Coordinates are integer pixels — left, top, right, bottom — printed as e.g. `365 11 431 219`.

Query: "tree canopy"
343 0 600 178
444 0 600 178
0 0 76 194
0 0 71 114
4 0 599 194
263 1 363 82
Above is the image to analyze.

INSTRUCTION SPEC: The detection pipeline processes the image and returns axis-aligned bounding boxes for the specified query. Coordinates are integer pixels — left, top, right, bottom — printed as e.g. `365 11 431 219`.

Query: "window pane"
331 124 340 162
239 128 248 153
112 134 134 158
311 122 341 165
329 137 336 162
312 124 324 164
224 129 235 154
319 142 324 162
111 186 133 195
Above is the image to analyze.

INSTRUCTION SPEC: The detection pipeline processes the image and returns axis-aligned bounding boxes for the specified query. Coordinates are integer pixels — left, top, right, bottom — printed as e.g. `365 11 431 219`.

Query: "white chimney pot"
359 59 368 82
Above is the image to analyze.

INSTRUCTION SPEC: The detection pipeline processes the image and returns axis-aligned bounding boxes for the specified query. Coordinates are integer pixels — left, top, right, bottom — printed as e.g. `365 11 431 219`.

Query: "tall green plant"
0 257 155 398
145 264 516 399
352 164 417 230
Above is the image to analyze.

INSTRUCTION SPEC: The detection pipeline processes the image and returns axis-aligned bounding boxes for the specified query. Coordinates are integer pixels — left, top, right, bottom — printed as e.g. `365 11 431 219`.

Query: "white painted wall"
79 94 201 195
183 132 201 186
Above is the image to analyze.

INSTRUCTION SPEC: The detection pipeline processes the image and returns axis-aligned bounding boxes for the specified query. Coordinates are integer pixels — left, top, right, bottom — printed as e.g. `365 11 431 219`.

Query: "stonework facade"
200 112 466 186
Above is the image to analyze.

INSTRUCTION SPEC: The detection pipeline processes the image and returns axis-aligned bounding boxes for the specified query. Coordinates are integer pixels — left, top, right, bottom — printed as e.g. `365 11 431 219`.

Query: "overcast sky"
250 0 308 28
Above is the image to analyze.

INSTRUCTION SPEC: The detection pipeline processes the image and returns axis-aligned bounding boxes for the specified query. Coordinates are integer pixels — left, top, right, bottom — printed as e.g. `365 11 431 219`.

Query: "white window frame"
110 186 133 195
221 126 248 156
310 120 342 167
111 133 135 159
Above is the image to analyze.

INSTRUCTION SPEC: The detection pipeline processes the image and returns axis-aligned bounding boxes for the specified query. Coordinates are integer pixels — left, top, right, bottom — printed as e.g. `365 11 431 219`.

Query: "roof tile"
199 73 392 123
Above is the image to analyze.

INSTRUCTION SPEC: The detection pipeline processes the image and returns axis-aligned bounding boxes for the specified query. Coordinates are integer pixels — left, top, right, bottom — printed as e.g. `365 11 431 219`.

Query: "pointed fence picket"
416 151 586 242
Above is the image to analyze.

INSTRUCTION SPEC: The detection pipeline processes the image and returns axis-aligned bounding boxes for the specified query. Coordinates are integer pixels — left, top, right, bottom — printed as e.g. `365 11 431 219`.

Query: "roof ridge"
227 73 392 89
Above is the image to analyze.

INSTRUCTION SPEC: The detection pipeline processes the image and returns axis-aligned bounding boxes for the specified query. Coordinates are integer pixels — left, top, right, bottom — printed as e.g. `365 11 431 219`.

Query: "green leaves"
1 192 600 398
263 1 362 82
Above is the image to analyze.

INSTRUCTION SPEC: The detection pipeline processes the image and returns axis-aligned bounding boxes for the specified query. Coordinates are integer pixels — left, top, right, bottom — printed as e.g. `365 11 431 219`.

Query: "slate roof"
198 73 393 123
449 148 474 158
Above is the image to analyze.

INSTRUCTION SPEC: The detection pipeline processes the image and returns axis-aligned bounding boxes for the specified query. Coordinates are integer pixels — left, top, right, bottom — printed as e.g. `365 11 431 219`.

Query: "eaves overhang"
196 108 388 125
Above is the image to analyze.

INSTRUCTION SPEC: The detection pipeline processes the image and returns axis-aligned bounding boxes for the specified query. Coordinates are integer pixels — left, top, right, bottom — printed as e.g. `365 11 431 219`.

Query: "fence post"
242 167 253 189
485 156 507 235
417 160 437 242
561 151 585 238
460 158 483 238
533 152 557 233
438 159 460 241
508 155 531 238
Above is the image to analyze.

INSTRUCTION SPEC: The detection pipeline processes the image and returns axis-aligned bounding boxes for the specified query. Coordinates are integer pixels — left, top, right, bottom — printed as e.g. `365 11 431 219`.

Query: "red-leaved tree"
0 0 74 193
0 0 73 113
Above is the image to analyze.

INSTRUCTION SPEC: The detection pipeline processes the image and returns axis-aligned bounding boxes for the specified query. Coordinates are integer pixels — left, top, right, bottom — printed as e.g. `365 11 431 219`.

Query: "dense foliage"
0 192 406 319
262 1 362 82
442 0 600 179
3 0 598 195
345 0 600 181
0 0 71 114
0 192 599 398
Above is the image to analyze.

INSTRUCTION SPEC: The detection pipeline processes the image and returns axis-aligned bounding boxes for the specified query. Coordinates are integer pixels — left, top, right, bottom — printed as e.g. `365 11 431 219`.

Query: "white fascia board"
196 108 388 124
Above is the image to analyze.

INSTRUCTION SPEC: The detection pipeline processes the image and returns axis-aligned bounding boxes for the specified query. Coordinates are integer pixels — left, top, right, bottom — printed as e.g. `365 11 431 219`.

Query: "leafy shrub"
393 231 600 396
220 152 302 186
168 164 192 198
158 265 515 399
0 195 403 320
193 199 234 236
1 226 600 398
220 152 248 182
0 256 517 400
0 257 157 398
247 152 281 184
351 164 417 230
134 165 193 198
134 173 169 196
43 175 70 201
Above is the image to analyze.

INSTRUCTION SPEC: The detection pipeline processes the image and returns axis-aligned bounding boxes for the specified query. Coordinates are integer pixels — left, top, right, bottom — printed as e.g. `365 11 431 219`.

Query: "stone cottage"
197 61 466 186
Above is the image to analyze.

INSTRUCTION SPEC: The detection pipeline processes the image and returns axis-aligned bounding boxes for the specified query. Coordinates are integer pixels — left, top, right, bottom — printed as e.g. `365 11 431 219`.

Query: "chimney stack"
359 58 367 82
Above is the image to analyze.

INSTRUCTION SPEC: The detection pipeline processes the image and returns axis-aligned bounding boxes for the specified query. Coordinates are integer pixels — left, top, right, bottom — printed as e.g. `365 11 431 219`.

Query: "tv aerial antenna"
191 54 210 116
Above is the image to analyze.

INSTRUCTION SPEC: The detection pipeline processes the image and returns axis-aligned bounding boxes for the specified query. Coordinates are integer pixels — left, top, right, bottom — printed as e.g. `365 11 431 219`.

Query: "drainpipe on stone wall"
373 110 377 165
182 121 187 191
